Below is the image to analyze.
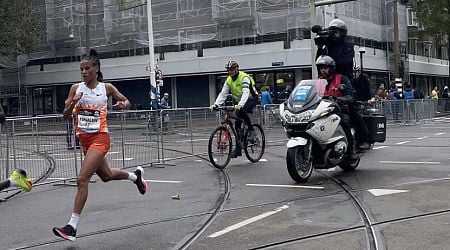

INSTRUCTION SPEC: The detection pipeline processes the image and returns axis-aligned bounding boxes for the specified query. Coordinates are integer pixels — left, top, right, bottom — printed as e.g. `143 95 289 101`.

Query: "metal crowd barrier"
0 100 444 187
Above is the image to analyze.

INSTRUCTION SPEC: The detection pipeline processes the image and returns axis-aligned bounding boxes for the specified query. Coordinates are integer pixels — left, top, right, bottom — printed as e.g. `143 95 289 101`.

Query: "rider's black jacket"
317 38 355 80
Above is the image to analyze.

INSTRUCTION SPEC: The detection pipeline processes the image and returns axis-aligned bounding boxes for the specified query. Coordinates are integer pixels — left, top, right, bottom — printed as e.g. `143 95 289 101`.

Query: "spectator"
159 93 171 109
431 86 439 100
260 86 273 109
277 85 293 102
403 83 415 100
442 86 449 98
375 85 387 101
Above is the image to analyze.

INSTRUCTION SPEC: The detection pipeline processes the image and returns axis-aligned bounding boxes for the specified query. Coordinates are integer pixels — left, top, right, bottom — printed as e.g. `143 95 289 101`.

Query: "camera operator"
314 19 354 80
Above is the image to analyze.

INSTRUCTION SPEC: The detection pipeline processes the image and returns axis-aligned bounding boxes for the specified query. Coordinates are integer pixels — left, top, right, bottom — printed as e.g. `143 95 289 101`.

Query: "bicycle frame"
218 107 245 148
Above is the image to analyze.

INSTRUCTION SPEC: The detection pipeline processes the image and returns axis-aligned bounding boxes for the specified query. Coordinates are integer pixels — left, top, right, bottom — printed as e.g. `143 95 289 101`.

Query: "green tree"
0 0 39 58
415 0 450 76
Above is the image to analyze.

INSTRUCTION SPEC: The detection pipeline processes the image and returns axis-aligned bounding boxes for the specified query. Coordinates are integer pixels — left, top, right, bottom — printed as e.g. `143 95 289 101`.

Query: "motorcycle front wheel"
286 146 313 183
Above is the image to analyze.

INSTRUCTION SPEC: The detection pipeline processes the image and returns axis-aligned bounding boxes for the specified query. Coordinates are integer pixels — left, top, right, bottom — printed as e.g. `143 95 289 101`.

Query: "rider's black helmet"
316 55 336 76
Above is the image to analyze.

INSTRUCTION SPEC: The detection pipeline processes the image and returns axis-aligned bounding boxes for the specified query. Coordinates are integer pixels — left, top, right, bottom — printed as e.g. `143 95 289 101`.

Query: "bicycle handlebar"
214 106 235 112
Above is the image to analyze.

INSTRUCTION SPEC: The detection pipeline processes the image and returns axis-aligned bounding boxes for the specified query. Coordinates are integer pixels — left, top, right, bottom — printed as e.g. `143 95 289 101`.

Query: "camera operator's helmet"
316 55 336 76
225 60 239 70
328 19 347 37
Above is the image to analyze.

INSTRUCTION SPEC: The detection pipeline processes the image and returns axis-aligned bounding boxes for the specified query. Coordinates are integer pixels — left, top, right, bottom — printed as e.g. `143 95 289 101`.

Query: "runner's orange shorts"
78 133 110 155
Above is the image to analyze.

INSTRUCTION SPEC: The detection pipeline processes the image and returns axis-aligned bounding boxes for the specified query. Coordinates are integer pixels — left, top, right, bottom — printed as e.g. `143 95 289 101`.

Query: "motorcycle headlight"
283 110 312 123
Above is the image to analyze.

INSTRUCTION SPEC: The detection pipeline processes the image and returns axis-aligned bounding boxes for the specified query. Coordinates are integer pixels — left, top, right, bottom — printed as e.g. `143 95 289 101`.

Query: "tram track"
8 136 450 249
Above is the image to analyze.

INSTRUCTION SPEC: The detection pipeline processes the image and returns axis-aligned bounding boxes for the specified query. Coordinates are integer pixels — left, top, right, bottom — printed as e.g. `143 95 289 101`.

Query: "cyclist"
316 55 358 160
210 60 259 158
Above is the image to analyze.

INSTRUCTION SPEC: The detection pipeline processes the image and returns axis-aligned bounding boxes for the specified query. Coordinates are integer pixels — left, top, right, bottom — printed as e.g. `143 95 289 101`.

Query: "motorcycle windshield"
287 79 327 112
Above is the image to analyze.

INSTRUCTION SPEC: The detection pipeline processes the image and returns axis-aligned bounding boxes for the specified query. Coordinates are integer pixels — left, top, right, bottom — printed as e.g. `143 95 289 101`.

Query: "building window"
406 8 418 27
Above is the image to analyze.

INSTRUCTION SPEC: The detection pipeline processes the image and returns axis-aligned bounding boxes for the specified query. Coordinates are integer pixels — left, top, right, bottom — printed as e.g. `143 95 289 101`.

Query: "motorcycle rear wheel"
286 146 313 183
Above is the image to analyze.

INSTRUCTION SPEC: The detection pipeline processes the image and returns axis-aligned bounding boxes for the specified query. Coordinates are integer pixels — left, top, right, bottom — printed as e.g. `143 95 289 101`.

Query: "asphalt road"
0 115 449 250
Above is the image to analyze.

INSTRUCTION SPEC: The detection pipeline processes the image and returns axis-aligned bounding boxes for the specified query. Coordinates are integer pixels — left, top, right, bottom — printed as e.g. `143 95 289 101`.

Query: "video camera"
311 25 335 47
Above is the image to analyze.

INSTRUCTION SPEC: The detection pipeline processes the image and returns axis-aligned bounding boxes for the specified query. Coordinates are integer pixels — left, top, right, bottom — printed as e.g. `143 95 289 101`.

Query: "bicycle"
208 106 266 169
146 110 172 133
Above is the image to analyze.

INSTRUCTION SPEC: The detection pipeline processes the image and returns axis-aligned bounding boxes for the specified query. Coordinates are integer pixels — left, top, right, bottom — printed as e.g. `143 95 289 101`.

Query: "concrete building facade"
0 0 448 115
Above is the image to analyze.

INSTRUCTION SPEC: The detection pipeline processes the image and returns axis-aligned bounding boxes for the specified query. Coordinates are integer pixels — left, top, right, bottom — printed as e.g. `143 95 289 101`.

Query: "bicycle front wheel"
244 124 265 162
208 126 232 169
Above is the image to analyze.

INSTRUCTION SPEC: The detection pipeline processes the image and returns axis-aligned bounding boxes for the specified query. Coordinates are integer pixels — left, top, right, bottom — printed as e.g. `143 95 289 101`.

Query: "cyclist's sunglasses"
226 67 237 72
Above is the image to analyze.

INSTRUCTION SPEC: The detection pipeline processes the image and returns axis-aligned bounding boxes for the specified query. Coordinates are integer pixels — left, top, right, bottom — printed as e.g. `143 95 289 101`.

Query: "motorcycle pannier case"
363 115 386 143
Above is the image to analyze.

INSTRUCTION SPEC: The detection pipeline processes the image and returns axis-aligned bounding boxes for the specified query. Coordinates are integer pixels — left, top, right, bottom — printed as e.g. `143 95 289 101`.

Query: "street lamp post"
359 47 366 75
85 0 90 53
146 0 158 110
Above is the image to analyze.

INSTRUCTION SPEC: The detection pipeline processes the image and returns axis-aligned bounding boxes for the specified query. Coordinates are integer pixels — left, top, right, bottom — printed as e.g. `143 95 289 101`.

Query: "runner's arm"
63 84 80 119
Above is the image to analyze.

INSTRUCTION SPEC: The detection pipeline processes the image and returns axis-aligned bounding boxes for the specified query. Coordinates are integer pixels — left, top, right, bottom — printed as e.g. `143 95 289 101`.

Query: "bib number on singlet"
78 109 101 133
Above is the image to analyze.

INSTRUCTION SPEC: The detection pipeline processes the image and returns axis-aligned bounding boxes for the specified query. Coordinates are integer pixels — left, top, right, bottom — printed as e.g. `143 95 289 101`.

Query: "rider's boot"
345 137 359 160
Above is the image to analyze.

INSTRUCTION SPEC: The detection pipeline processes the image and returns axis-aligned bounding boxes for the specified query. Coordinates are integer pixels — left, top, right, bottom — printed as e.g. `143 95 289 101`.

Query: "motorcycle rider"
211 60 259 158
316 19 354 80
316 55 358 160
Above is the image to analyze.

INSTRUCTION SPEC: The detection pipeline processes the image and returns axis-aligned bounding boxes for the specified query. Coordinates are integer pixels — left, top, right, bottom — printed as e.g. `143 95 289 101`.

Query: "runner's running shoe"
53 225 77 241
9 169 32 192
134 166 147 195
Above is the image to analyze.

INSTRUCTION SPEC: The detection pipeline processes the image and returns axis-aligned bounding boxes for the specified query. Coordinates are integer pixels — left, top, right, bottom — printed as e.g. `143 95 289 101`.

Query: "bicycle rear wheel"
208 126 232 169
244 124 265 162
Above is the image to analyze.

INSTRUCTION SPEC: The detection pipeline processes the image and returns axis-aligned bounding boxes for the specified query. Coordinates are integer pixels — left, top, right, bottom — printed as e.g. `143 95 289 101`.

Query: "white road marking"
373 146 389 150
175 138 209 143
246 159 268 163
396 141 410 145
246 184 324 189
368 188 410 197
434 132 445 135
144 179 182 183
416 136 428 140
112 158 134 161
208 205 289 238
380 161 440 164
0 158 44 161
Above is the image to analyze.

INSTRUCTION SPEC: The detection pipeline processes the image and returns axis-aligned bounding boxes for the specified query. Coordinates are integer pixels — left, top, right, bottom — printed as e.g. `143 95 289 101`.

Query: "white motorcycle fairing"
286 137 308 148
306 114 344 144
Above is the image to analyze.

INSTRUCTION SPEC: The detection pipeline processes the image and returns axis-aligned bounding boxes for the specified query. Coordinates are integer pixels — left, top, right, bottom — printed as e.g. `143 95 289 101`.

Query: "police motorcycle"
279 79 360 183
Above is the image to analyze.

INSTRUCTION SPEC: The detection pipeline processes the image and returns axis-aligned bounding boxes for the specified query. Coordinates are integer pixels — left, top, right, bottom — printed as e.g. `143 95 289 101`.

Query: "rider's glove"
234 105 242 111
209 104 218 111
